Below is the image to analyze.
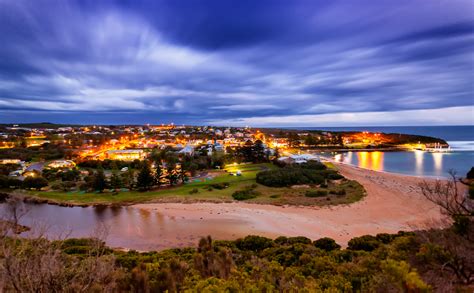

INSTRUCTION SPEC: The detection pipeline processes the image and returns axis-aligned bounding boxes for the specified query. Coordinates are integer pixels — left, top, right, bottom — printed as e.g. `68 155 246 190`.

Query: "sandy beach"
134 163 446 247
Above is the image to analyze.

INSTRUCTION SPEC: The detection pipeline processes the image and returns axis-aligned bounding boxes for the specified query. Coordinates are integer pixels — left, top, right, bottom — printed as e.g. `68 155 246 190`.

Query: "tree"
22 176 48 190
60 169 80 182
274 147 280 159
136 162 154 191
419 170 473 237
93 167 107 192
153 160 162 187
418 170 474 285
121 169 135 190
109 169 123 191
304 135 318 146
252 140 266 163
180 161 190 183
165 156 179 186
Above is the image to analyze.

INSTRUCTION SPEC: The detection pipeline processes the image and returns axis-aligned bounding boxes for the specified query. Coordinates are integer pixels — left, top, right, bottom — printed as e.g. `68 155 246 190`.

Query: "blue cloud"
0 0 472 125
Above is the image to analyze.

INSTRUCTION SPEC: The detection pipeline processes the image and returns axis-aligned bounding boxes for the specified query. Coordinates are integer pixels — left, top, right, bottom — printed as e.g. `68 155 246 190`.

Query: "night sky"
1 0 473 126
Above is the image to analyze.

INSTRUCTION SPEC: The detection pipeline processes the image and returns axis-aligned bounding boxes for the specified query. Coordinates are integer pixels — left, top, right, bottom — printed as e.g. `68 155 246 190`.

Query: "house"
277 154 320 164
106 149 147 161
0 159 22 165
290 154 320 164
178 145 194 155
47 160 76 169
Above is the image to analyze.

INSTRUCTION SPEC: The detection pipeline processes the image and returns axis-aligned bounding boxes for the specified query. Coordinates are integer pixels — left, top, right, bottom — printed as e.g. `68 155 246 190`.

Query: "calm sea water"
289 125 474 141
302 125 474 177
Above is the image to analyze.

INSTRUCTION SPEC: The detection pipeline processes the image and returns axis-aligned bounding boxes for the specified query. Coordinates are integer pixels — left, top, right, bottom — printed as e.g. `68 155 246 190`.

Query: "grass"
323 162 336 169
20 163 366 207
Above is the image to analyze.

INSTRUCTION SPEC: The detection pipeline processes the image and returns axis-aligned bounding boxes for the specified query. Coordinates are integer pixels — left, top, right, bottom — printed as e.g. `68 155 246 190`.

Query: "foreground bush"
1 231 444 292
313 237 341 251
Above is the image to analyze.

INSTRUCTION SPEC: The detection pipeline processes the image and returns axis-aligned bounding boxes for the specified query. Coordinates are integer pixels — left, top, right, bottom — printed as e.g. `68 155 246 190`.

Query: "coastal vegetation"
256 161 340 187
1 170 472 292
8 162 365 207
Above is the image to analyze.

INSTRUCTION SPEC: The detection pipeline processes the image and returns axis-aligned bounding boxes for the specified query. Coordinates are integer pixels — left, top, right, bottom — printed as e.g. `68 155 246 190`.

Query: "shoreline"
321 157 447 180
3 162 452 251
7 159 448 209
131 163 447 248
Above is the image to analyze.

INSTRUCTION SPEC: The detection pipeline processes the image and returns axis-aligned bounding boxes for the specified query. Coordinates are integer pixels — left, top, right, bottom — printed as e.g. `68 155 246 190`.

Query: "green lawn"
22 163 366 207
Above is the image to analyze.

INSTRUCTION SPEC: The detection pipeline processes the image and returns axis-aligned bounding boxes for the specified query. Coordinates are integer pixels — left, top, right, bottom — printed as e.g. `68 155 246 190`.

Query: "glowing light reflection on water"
334 150 473 177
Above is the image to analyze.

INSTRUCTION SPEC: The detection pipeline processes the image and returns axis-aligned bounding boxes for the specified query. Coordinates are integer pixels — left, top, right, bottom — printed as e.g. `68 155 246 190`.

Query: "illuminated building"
106 149 147 161
47 160 76 169
0 159 22 165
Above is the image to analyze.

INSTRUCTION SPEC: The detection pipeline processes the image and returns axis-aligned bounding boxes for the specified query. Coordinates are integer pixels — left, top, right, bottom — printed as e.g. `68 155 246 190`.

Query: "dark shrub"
453 215 471 236
328 173 344 180
298 161 327 170
375 233 394 244
52 181 77 191
7 177 22 189
256 169 324 187
22 176 48 190
236 235 273 252
256 162 343 187
305 190 328 197
189 188 199 194
313 237 341 251
467 167 474 179
275 236 312 245
210 182 229 190
232 189 259 200
336 189 346 195
347 235 380 251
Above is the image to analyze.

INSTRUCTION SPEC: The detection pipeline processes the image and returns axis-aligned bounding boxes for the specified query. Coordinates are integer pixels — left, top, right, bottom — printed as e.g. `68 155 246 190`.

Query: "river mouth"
1 162 449 251
1 202 281 251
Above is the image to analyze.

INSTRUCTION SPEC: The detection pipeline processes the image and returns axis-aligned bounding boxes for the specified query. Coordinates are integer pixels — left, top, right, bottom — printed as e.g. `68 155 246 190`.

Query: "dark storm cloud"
0 0 472 125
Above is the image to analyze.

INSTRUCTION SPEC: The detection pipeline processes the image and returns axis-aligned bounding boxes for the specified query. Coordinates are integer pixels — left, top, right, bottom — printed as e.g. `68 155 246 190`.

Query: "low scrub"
232 185 260 200
256 162 345 187
305 190 328 197
209 182 230 190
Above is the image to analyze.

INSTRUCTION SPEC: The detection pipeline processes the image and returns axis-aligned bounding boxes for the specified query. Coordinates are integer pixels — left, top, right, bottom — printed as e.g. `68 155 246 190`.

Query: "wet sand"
134 163 445 247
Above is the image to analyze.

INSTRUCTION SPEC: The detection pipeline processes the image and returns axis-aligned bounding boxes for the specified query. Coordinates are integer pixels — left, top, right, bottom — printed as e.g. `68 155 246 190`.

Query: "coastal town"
1 123 471 292
0 123 449 183
1 0 473 291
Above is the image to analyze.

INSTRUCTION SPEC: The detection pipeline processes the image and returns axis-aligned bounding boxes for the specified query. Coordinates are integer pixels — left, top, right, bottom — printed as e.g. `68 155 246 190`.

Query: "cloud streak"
0 0 472 125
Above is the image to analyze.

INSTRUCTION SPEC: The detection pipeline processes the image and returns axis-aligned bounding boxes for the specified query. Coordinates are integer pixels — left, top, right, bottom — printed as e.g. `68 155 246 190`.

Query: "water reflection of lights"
353 151 384 171
414 150 424 175
346 152 353 163
371 151 383 171
432 153 443 176
358 152 369 169
334 154 342 162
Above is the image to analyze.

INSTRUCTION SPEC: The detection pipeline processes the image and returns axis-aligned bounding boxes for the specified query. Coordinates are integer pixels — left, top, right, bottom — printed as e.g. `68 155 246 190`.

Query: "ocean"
288 125 474 141
296 125 474 177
